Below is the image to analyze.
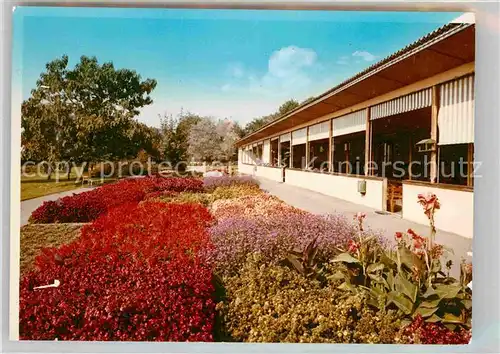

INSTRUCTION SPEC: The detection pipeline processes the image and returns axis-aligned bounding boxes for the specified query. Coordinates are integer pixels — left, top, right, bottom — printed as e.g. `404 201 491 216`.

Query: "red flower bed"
20 202 216 341
29 177 204 223
403 315 471 344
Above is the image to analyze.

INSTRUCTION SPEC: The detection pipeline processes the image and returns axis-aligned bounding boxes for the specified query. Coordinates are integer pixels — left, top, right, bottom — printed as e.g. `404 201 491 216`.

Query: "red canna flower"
347 239 360 254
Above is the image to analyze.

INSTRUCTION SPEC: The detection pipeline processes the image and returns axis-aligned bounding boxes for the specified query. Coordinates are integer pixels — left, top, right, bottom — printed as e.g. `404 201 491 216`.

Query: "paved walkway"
257 177 472 277
21 187 95 226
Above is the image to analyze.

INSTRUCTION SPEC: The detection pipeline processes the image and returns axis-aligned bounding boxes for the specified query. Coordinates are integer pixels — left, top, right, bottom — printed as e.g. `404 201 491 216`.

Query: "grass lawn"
20 223 85 275
21 173 117 201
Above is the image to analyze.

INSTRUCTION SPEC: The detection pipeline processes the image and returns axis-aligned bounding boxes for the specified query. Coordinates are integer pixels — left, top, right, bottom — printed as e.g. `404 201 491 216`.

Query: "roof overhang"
236 22 475 147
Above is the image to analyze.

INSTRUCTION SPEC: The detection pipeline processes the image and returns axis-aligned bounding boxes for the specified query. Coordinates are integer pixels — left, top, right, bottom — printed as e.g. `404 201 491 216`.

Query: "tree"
21 55 157 178
277 99 300 116
301 96 316 105
21 56 78 179
160 111 202 168
243 99 300 135
66 55 157 164
187 117 239 163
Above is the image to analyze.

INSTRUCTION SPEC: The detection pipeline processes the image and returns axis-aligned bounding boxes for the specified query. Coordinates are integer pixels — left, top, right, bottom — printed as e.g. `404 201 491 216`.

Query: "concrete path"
257 177 472 277
21 187 95 226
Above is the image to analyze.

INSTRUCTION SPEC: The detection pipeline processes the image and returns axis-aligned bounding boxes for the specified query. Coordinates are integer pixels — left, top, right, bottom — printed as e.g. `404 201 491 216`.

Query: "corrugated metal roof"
237 21 474 146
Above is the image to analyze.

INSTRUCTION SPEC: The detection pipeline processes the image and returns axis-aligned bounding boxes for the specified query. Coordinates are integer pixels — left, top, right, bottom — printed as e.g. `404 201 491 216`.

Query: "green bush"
216 254 402 343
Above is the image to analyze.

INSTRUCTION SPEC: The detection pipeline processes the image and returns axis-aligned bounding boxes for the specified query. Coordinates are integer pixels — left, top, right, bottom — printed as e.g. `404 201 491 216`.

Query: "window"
438 143 473 186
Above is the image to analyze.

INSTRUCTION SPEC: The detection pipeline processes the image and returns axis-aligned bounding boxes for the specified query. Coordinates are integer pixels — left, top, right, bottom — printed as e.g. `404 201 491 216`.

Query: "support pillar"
305 127 310 170
328 119 333 172
467 143 474 187
430 85 439 183
408 135 413 181
365 108 372 176
277 140 281 167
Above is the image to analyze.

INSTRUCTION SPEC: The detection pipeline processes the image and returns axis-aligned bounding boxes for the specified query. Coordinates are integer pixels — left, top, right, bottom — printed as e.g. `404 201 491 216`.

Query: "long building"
236 18 475 239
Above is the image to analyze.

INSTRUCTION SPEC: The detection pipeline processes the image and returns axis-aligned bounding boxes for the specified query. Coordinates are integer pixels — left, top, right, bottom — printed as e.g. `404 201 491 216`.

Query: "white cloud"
352 50 377 62
336 55 350 65
336 51 377 66
226 62 245 78
138 46 323 127
220 46 320 97
267 46 317 78
248 46 319 97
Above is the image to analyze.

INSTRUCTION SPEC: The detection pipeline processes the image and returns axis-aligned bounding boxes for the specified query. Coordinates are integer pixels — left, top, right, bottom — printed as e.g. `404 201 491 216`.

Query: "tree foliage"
242 97 317 136
160 111 202 167
187 117 239 163
243 99 300 136
21 55 158 177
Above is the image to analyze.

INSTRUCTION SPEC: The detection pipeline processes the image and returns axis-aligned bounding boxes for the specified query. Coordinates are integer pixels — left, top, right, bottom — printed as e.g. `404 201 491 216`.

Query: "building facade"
236 21 475 239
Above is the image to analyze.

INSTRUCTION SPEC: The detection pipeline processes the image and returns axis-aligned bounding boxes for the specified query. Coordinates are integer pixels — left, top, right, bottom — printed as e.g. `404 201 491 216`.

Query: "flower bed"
212 193 472 344
20 202 215 341
203 175 259 192
20 223 84 276
216 254 403 343
211 194 306 220
29 176 204 223
207 212 358 277
21 175 471 344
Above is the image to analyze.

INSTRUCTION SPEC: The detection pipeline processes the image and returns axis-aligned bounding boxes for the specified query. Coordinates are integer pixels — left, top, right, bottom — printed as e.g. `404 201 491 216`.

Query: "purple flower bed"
206 212 361 276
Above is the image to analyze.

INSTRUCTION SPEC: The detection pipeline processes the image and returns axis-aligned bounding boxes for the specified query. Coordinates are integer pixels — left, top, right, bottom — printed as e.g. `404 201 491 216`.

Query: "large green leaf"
462 299 472 310
423 286 436 298
434 283 462 299
369 285 386 298
444 323 458 331
338 281 357 293
426 314 443 323
380 253 397 269
414 305 439 318
366 296 379 309
332 252 360 264
368 273 388 287
328 270 346 281
395 274 418 303
387 291 413 315
367 263 384 273
442 313 464 324
386 271 395 291
286 255 304 275
419 296 442 308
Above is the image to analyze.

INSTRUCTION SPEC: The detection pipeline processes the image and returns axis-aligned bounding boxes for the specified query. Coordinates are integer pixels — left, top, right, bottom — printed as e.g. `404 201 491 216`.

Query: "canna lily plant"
331 193 472 330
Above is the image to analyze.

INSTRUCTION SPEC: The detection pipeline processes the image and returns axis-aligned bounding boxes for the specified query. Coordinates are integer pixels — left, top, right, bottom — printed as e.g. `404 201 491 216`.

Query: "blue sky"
12 7 463 127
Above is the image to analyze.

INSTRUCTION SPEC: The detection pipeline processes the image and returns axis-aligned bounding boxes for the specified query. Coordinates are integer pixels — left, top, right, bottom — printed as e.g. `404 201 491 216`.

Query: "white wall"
403 183 473 238
285 169 386 210
255 165 283 182
238 162 255 176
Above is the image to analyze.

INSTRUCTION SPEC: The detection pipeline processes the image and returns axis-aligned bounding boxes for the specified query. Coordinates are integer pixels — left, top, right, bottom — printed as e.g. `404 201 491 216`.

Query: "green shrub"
216 254 402 343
